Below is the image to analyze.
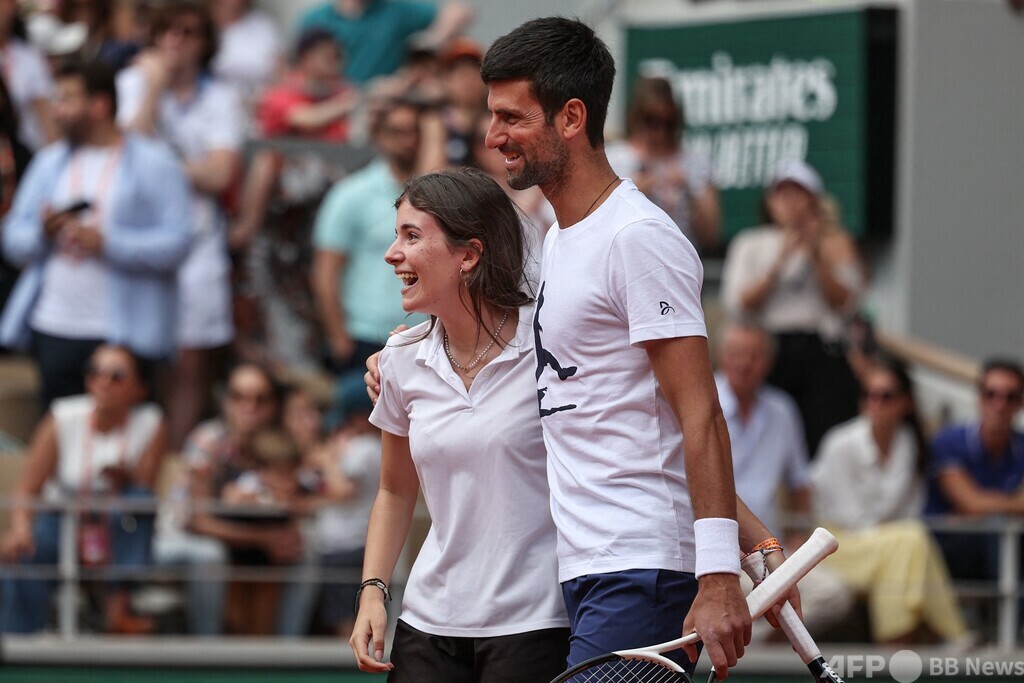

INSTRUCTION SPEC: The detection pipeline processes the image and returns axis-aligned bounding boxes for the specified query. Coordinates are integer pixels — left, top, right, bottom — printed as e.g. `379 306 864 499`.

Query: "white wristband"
693 517 741 578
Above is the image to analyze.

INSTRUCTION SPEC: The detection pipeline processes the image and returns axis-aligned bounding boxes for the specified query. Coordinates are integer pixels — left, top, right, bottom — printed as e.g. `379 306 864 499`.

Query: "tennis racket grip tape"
743 527 837 622
739 537 827 665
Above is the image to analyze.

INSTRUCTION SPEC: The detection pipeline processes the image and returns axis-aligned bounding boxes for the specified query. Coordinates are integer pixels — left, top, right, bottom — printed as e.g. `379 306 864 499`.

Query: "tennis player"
479 18 764 678
349 169 569 682
362 18 794 680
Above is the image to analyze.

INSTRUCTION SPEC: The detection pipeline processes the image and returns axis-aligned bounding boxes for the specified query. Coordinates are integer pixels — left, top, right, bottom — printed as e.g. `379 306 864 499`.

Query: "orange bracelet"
751 537 783 553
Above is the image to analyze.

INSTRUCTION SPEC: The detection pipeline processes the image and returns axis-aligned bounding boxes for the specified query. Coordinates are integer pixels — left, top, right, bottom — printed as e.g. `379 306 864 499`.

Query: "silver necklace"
444 311 510 373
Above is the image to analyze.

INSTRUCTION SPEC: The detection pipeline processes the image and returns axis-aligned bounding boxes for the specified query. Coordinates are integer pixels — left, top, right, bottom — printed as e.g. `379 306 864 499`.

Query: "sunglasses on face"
167 23 202 39
981 388 1024 404
863 389 901 403
86 366 130 384
227 388 273 406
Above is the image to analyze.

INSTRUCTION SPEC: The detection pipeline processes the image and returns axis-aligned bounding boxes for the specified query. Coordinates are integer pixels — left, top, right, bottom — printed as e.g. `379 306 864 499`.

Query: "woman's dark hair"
870 356 930 474
625 77 684 143
481 17 615 148
149 0 218 69
395 168 535 345
223 361 285 421
87 344 156 398
58 0 114 38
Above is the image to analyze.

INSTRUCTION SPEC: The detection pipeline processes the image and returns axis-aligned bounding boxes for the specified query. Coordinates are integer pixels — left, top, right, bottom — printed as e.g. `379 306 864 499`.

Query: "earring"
460 267 469 286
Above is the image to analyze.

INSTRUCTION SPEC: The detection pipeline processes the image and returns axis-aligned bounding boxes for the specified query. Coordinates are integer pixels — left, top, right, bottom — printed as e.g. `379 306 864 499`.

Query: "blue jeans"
561 568 699 671
0 487 156 633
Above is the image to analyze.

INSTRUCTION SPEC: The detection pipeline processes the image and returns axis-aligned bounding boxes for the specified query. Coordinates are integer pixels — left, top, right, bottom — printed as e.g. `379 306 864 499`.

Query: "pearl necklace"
444 311 510 373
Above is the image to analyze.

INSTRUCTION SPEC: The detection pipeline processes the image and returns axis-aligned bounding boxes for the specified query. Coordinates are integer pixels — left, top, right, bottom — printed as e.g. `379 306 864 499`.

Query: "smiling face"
385 201 471 319
485 79 569 192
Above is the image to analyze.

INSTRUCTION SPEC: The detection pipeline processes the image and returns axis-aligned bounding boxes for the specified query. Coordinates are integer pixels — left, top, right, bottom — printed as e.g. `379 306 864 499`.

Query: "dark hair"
870 356 930 474
625 77 684 143
294 27 339 63
56 60 119 118
980 358 1024 392
480 17 615 148
150 1 218 69
395 168 535 344
58 0 114 39
369 96 422 139
87 344 156 396
0 71 19 141
224 361 285 418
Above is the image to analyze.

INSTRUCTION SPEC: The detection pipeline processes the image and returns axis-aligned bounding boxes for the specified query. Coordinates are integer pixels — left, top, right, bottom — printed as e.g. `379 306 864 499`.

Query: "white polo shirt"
535 179 707 582
370 306 568 637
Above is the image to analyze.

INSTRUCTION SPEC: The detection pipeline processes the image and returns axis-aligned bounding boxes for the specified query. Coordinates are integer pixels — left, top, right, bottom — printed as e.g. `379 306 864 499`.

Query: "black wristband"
354 578 391 616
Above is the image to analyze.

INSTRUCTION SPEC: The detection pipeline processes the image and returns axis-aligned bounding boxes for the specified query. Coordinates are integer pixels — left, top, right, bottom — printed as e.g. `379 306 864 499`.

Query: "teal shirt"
298 0 437 84
313 159 424 343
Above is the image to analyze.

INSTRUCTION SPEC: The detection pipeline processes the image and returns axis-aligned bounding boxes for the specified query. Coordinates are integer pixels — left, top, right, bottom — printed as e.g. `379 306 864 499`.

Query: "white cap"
27 14 87 57
770 159 824 196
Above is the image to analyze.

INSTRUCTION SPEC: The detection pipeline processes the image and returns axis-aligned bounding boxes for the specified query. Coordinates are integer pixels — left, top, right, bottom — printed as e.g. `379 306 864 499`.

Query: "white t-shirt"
370 306 568 637
716 374 811 535
49 395 163 496
31 145 123 339
811 416 924 531
314 433 382 553
536 179 707 582
0 39 54 150
721 225 863 341
212 10 282 96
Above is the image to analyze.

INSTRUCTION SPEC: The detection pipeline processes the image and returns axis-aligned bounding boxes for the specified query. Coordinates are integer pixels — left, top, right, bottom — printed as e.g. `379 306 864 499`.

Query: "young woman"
1 344 166 634
349 168 568 682
811 359 967 644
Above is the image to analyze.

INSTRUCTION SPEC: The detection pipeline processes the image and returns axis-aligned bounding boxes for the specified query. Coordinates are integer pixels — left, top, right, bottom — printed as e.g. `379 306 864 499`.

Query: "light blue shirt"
313 158 424 343
716 373 812 535
1 134 192 358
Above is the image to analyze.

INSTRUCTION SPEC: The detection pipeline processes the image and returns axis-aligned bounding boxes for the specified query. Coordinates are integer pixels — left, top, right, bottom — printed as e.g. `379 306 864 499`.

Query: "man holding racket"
478 18 768 679
365 17 790 679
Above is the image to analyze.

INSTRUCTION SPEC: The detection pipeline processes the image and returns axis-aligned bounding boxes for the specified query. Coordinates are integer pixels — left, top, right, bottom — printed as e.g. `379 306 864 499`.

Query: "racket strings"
563 658 688 683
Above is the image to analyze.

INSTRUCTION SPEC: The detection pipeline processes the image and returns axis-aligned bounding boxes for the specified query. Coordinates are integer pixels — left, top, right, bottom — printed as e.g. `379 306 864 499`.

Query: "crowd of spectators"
0 0 1019 645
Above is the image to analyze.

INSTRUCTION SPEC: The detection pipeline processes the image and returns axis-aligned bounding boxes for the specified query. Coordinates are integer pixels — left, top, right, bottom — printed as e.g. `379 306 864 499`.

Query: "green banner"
625 9 894 241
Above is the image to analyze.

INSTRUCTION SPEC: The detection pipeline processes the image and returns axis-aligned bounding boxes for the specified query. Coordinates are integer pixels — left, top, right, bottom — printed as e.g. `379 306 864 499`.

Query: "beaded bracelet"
354 578 392 616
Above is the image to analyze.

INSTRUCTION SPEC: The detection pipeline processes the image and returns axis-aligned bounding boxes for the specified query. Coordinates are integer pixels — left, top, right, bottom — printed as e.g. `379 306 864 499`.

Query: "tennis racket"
741 552 846 683
549 527 840 683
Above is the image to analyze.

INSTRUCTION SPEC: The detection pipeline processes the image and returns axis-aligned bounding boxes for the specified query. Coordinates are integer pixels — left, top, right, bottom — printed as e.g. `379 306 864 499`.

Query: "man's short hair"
56 60 118 118
368 96 422 139
149 0 218 69
980 358 1024 391
480 17 615 148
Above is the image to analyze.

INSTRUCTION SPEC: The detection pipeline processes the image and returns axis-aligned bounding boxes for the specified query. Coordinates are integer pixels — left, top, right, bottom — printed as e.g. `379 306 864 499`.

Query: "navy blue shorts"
561 568 700 671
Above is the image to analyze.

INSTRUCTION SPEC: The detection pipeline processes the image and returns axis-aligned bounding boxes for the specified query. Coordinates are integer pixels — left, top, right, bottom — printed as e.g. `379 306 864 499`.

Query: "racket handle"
740 539 824 665
744 527 838 620
777 602 822 665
